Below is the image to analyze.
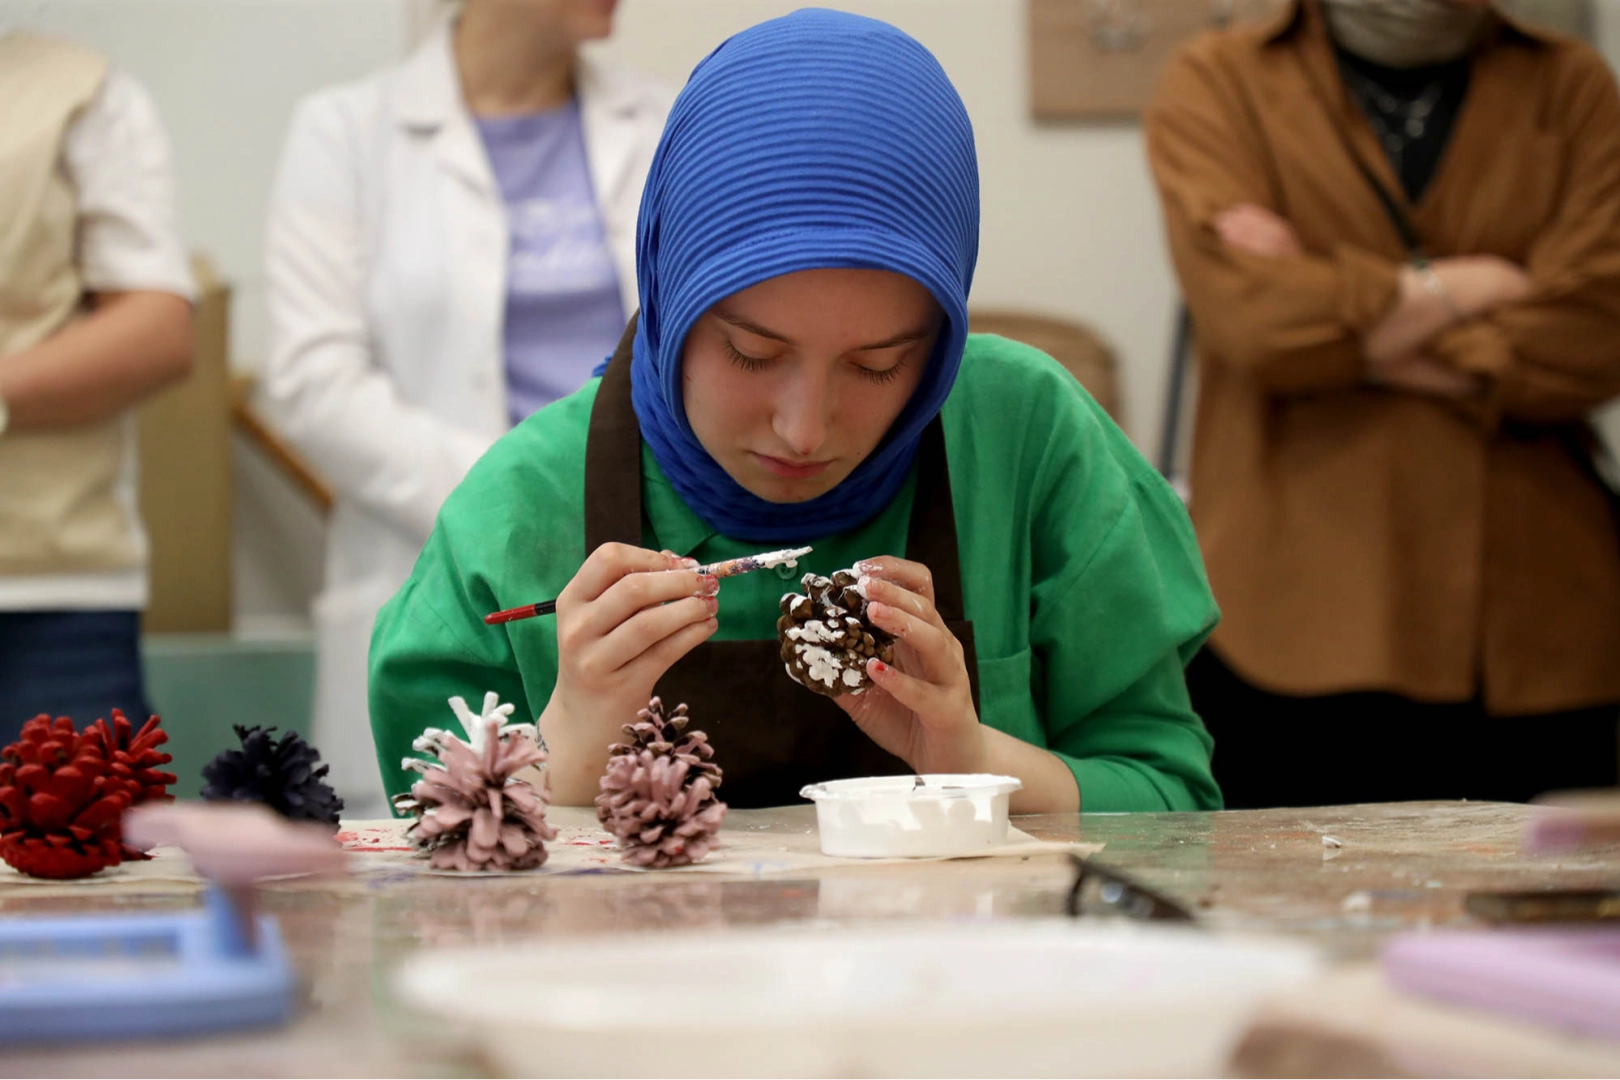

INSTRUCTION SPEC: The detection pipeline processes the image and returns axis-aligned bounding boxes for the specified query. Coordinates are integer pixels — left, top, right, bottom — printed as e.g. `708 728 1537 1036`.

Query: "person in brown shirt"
1145 0 1620 807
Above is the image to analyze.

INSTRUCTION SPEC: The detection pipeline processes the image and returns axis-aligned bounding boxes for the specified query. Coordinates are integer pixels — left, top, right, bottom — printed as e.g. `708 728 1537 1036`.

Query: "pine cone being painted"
0 716 136 879
392 692 558 872
201 726 344 830
777 568 894 697
595 698 726 869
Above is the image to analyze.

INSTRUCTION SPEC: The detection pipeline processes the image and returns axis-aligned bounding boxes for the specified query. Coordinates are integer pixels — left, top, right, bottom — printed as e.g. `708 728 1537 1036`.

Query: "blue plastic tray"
0 886 295 1043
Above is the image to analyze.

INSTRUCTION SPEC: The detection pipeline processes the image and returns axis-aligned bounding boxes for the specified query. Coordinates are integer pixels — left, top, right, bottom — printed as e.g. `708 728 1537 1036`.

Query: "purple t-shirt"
476 101 626 425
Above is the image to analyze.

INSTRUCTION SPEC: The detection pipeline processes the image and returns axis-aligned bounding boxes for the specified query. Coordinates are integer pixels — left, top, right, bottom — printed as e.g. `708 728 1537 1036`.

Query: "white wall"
1597 0 1620 48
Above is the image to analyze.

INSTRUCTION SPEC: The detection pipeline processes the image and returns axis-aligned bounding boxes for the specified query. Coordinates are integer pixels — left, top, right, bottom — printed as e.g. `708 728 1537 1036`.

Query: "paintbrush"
483 546 813 626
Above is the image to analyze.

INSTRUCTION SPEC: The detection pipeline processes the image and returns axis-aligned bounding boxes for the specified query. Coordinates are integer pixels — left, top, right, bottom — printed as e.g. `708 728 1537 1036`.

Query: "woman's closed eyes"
721 336 912 385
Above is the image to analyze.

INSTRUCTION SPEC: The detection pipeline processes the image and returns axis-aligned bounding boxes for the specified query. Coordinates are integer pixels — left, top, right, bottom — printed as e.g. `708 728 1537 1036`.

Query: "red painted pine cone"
595 698 727 868
86 710 176 804
85 710 176 859
0 716 137 879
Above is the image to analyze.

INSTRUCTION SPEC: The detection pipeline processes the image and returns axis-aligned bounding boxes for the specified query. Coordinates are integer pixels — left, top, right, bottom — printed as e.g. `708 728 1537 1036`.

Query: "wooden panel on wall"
1030 0 1287 121
1030 0 1592 121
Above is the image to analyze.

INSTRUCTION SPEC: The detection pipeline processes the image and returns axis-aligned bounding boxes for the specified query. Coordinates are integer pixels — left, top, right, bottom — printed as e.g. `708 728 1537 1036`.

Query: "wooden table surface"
2 801 1616 1077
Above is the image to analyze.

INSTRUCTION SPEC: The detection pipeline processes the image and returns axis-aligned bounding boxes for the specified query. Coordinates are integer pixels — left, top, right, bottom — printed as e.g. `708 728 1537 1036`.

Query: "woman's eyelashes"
855 359 906 384
722 337 907 385
722 337 772 372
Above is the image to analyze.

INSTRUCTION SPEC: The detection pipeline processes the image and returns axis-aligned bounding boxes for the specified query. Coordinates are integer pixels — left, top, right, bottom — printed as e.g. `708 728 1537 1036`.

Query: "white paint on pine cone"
798 644 846 688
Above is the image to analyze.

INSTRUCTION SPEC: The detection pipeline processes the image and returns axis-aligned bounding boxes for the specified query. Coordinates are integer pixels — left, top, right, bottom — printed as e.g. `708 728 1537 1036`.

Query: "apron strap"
907 417 966 624
584 312 969 627
584 315 643 551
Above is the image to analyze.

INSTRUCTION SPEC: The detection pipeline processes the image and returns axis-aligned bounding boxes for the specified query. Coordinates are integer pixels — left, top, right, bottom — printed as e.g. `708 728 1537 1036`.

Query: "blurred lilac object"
123 802 348 884
1525 793 1620 854
1385 930 1620 1040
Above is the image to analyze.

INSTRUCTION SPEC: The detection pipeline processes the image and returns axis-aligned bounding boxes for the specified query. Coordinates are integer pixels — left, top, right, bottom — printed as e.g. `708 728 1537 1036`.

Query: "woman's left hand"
834 556 985 774
1213 203 1304 259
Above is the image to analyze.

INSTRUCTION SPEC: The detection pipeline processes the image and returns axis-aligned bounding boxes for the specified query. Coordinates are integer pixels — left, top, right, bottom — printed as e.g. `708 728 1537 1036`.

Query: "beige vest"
0 33 142 577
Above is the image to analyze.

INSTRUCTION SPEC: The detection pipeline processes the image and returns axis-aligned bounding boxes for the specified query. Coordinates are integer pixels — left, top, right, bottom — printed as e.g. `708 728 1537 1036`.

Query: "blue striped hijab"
628 8 980 542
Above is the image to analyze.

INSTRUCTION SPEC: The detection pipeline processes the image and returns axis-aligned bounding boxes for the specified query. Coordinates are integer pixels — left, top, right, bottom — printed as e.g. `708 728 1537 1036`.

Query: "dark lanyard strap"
1346 148 1428 261
1295 49 1430 263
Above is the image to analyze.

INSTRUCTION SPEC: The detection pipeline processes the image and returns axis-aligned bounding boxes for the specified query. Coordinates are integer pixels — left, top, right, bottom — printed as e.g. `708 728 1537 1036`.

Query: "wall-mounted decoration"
1030 0 1287 121
1030 0 1593 122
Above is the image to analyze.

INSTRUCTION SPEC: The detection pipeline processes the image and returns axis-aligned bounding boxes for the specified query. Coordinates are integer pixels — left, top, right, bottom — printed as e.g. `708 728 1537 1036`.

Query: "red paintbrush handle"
483 600 558 625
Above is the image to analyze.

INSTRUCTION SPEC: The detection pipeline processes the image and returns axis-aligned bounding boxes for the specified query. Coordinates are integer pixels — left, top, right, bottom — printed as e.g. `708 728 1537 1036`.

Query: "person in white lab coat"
265 0 671 815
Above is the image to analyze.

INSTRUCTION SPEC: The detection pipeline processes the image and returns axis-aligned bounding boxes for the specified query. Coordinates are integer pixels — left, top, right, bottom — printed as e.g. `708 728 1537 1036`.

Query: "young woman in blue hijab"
369 9 1222 813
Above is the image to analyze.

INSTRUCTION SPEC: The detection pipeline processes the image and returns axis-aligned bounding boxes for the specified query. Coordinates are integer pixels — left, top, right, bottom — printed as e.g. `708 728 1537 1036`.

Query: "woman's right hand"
538 543 720 804
1432 255 1532 318
1366 256 1532 370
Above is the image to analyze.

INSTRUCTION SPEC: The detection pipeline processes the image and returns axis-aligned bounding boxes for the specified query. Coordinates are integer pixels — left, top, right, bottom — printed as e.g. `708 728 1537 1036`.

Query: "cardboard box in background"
136 255 232 634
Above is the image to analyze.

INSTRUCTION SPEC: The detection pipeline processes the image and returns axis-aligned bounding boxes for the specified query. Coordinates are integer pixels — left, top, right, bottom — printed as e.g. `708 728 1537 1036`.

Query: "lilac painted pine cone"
595 698 727 868
393 715 557 872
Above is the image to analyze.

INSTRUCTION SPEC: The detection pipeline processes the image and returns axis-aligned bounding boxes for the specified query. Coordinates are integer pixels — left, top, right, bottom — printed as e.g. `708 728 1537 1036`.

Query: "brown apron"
585 320 981 808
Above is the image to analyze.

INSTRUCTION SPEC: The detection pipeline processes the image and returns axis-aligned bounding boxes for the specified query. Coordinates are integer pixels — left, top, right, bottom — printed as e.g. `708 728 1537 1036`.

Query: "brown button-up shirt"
1145 0 1620 714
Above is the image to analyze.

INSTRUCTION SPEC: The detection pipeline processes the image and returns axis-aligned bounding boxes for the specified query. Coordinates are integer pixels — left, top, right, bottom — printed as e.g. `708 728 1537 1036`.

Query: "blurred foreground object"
0 803 346 1044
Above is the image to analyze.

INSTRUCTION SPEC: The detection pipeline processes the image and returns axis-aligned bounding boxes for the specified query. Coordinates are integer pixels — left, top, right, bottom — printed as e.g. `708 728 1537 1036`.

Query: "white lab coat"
264 30 671 815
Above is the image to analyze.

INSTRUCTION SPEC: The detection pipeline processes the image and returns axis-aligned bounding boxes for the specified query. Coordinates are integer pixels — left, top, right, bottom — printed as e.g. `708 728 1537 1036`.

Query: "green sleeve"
1027 373 1222 812
367 388 591 808
367 512 527 807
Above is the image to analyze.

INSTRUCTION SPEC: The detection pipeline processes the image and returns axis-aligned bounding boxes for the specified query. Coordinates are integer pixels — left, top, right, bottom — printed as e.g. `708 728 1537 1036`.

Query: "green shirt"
369 334 1222 811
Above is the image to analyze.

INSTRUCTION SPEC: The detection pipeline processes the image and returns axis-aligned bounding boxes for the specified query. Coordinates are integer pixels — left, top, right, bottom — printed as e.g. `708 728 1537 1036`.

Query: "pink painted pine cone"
595 698 726 868
395 717 557 872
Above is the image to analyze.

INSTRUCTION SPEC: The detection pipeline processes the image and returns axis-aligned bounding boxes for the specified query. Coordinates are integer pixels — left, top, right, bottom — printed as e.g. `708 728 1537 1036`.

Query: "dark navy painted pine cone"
201 725 344 830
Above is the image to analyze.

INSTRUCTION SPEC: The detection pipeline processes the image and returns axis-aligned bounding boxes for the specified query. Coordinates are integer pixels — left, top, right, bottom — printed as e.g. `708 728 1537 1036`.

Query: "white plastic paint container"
798 774 1022 858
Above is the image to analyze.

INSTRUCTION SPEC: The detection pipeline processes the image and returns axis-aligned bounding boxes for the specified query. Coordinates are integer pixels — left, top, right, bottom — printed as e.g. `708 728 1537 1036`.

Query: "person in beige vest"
1146 0 1620 807
0 32 195 743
